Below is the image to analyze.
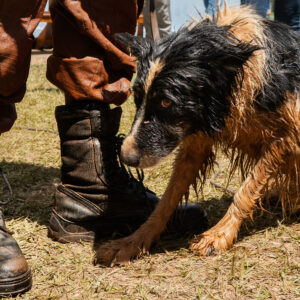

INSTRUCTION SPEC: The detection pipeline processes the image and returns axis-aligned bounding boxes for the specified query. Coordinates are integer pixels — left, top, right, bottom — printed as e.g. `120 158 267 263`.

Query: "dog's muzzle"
120 135 140 167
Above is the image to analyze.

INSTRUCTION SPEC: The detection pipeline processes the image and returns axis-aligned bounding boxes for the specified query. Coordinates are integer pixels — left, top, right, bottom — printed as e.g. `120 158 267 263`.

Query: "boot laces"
0 168 13 205
0 168 13 234
100 133 154 197
115 134 147 193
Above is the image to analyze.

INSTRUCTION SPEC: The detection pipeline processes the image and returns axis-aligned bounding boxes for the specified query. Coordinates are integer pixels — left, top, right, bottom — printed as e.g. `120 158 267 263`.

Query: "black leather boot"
48 102 207 242
0 211 32 296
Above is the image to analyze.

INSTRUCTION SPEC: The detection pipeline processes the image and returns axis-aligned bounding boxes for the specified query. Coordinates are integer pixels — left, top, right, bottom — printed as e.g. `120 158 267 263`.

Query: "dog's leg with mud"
94 134 213 266
190 139 291 255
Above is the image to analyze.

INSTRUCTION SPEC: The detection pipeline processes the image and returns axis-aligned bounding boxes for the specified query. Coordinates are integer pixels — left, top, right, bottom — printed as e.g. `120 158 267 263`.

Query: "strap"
0 210 12 235
0 168 13 205
150 0 160 41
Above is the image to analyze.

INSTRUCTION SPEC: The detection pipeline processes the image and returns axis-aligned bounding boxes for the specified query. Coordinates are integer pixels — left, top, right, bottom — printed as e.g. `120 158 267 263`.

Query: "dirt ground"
0 55 299 300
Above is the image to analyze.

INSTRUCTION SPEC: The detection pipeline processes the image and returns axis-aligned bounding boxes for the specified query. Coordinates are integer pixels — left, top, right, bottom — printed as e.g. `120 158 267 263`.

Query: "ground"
0 51 299 300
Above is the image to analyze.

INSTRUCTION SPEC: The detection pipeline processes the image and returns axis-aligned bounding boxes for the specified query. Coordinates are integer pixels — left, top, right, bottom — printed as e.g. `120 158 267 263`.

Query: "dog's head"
117 21 260 168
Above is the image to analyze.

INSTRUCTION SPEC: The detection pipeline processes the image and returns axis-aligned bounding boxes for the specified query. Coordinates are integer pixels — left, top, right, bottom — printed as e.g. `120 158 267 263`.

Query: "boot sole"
48 226 95 243
48 212 95 243
0 268 32 297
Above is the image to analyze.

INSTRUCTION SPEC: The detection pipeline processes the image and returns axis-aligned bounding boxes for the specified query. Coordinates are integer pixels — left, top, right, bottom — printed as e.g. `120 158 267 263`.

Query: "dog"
94 3 300 266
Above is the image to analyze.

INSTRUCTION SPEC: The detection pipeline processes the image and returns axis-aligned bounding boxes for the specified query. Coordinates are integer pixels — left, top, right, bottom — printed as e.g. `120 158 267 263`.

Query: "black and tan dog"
95 3 300 265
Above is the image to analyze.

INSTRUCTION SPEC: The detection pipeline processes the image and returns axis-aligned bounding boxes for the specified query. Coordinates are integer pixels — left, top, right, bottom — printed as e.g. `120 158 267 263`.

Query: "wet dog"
95 3 300 266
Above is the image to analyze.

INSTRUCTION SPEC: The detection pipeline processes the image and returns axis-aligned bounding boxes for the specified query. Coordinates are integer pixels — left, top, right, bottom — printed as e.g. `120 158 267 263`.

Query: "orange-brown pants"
0 0 142 133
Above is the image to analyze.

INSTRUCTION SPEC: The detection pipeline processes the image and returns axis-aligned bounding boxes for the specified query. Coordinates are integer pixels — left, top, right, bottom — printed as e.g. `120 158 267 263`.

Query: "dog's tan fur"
95 4 300 265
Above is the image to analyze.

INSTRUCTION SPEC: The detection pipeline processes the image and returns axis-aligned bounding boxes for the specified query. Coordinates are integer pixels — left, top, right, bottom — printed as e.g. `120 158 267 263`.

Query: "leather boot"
0 211 32 296
48 102 207 243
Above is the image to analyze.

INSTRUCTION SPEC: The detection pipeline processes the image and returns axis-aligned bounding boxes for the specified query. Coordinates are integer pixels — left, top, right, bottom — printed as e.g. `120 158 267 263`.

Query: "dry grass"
0 53 299 299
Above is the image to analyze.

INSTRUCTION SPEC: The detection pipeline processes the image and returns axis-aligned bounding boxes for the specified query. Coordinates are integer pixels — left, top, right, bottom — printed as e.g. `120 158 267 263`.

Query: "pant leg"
0 0 47 133
143 0 171 40
156 0 171 38
143 0 152 39
205 0 218 16
204 0 209 12
205 0 223 16
242 0 269 17
275 0 300 32
0 0 47 103
47 0 142 106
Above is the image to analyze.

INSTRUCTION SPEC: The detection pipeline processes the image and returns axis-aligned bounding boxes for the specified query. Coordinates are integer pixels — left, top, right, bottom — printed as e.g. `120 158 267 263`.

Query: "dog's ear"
209 41 262 73
115 33 153 59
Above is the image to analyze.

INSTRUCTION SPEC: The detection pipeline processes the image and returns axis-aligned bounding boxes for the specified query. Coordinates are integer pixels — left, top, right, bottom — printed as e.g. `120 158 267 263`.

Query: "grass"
0 55 299 299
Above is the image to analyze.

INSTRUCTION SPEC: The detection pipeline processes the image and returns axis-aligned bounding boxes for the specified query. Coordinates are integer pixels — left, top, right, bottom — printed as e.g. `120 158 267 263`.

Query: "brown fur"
144 60 164 95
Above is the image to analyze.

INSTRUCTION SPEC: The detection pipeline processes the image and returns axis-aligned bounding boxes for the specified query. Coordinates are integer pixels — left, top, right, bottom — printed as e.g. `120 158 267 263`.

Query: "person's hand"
0 103 17 134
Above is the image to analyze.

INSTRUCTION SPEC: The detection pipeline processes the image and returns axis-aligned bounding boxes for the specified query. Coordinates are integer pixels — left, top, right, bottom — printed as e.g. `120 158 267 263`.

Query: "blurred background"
34 0 242 38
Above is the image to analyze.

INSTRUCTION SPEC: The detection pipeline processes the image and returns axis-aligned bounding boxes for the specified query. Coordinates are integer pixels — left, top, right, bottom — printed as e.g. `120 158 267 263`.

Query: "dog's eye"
161 99 172 108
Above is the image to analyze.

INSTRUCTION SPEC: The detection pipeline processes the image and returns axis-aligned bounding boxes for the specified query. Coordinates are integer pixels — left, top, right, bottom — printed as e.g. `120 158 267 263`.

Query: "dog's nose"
120 135 140 167
121 150 140 167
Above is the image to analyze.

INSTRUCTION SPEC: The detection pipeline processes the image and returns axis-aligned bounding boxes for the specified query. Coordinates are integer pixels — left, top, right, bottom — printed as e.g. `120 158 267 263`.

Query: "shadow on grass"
153 197 298 255
94 194 299 257
0 160 59 226
1 159 298 254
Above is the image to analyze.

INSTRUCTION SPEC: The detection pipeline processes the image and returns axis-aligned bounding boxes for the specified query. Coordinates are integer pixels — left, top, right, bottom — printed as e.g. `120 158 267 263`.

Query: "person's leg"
275 0 300 32
205 0 225 16
47 0 207 243
0 0 47 296
0 0 47 133
47 0 152 242
47 0 137 106
143 0 171 40
242 0 269 17
204 0 209 11
205 0 218 16
143 0 152 39
156 0 171 38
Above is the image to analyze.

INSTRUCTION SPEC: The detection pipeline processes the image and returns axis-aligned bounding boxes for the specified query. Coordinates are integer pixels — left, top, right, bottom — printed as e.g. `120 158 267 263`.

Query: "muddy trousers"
0 0 142 133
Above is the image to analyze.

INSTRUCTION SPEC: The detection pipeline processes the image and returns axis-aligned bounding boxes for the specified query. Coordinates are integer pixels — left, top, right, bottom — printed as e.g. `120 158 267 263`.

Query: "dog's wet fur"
95 4 300 266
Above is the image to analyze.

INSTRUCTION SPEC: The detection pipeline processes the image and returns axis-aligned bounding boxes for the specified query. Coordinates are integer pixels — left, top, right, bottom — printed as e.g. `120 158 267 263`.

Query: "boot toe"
168 203 208 234
0 230 32 296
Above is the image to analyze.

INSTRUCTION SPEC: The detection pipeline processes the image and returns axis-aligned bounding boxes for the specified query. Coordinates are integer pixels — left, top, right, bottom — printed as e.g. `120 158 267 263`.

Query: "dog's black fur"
256 19 300 111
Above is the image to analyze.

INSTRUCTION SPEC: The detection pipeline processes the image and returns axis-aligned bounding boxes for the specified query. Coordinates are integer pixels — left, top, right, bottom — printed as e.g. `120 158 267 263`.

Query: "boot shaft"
55 102 123 201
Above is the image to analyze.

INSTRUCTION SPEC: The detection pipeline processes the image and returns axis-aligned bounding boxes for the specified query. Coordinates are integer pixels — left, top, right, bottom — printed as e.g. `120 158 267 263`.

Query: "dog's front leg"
190 139 289 255
94 133 214 266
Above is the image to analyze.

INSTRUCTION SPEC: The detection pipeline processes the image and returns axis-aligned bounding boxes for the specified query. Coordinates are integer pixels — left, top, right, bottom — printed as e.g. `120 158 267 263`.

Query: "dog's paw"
189 231 233 256
94 236 150 267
